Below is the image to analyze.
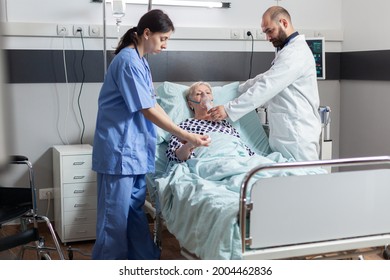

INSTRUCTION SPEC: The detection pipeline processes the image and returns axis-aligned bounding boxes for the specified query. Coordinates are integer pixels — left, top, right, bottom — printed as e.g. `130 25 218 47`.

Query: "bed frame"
240 156 390 260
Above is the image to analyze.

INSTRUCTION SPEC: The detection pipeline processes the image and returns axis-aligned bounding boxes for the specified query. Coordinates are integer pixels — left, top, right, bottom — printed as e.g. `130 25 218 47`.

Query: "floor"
0 221 184 260
0 221 386 260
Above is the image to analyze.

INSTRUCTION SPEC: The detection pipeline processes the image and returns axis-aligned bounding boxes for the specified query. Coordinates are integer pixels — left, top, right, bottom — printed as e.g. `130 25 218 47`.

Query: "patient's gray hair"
186 81 212 101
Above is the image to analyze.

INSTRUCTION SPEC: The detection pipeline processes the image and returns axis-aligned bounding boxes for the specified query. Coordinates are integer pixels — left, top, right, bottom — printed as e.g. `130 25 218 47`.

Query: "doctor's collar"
276 31 299 52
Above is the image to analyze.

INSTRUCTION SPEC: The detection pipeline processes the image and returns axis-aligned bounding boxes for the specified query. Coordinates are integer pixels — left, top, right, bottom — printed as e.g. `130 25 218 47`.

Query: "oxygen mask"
200 93 213 111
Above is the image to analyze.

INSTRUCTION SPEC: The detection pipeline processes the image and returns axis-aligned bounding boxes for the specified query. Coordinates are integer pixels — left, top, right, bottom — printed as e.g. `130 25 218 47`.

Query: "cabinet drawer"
62 154 92 170
64 196 97 212
63 168 96 183
63 182 96 198
65 224 96 240
64 209 97 226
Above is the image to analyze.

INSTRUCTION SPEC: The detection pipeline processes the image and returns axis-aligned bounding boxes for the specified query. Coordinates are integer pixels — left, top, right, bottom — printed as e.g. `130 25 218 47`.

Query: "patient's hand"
209 105 228 122
177 134 210 161
176 142 196 161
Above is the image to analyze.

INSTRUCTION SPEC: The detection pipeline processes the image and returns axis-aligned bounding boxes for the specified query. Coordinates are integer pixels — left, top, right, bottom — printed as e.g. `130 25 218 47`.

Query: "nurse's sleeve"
118 63 155 113
225 51 304 122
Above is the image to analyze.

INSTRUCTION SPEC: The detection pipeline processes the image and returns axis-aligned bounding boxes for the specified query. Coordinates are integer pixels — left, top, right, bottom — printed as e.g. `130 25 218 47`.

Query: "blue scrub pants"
92 173 160 260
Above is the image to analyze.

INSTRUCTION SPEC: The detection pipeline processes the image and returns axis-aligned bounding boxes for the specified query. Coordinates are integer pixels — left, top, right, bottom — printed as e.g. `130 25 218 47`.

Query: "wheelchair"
0 155 64 260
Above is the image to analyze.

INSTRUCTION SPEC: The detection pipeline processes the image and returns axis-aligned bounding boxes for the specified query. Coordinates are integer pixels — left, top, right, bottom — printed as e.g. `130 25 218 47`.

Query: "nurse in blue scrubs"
91 9 210 260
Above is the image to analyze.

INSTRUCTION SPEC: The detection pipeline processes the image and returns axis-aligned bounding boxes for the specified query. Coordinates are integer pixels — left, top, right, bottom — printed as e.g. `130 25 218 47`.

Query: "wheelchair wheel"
383 248 390 260
40 252 51 260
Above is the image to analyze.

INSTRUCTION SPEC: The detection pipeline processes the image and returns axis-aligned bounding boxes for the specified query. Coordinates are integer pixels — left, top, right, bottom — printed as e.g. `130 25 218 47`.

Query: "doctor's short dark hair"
115 9 174 54
267 6 292 23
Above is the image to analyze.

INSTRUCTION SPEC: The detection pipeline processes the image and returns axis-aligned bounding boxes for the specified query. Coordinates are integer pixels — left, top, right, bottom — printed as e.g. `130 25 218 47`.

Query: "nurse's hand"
209 105 228 122
187 133 211 148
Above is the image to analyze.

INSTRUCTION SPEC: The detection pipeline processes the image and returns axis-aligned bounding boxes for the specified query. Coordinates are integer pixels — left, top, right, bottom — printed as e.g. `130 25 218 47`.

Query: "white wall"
339 80 390 158
1 0 343 52
342 0 390 51
0 0 343 217
340 81 390 157
339 1 390 158
2 0 341 29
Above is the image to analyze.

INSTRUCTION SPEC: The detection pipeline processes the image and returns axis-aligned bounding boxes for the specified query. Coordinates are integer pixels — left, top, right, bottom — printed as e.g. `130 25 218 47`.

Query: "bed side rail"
239 155 390 254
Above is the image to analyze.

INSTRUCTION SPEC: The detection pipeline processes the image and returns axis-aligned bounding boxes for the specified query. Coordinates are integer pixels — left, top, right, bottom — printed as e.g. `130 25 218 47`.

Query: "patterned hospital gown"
166 118 254 162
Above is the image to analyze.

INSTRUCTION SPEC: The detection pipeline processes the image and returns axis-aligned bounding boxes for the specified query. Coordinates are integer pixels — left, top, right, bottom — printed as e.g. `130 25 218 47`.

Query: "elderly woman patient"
166 81 254 162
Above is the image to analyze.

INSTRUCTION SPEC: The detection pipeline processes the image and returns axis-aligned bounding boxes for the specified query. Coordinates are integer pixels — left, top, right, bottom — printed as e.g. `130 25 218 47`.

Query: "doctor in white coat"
210 6 321 161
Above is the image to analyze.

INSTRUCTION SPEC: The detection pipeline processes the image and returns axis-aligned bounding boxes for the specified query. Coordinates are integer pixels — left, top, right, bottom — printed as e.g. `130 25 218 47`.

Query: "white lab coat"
224 35 321 161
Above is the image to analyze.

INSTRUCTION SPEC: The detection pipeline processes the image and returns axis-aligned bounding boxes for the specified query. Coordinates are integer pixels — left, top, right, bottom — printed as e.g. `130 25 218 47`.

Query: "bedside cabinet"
53 144 97 243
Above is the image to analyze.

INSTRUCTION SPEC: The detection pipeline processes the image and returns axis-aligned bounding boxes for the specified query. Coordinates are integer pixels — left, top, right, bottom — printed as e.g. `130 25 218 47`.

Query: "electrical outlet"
57 24 70 36
256 29 266 40
245 29 257 40
39 188 54 200
230 29 243 39
73 25 87 36
314 30 324 37
89 25 101 37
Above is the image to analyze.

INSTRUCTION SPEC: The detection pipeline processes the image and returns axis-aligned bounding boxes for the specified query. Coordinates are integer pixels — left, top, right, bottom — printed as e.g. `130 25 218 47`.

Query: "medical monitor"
306 38 325 80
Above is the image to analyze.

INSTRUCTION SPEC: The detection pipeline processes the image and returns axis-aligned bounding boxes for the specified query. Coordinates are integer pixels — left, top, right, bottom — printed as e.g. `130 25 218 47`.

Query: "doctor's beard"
271 27 288 48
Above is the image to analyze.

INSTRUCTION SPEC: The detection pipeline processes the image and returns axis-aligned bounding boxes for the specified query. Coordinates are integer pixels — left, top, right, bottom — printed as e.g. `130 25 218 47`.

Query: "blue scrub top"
92 47 157 175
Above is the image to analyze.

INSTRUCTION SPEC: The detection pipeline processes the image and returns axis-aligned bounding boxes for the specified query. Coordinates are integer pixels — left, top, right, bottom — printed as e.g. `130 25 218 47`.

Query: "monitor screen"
306 38 325 79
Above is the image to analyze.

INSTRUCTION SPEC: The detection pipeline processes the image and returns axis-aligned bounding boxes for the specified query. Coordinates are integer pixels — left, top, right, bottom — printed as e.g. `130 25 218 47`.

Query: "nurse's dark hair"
114 9 174 55
266 6 291 23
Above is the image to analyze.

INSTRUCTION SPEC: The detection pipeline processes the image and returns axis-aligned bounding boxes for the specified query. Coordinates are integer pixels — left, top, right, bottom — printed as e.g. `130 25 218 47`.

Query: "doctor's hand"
209 105 228 122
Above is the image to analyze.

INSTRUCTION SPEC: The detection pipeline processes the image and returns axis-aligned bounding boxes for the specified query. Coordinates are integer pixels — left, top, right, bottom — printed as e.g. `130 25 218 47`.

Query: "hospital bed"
146 81 390 260
240 156 390 260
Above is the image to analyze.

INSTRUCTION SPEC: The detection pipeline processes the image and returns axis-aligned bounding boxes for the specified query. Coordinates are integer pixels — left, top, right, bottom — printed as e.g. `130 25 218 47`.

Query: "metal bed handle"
239 155 390 254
